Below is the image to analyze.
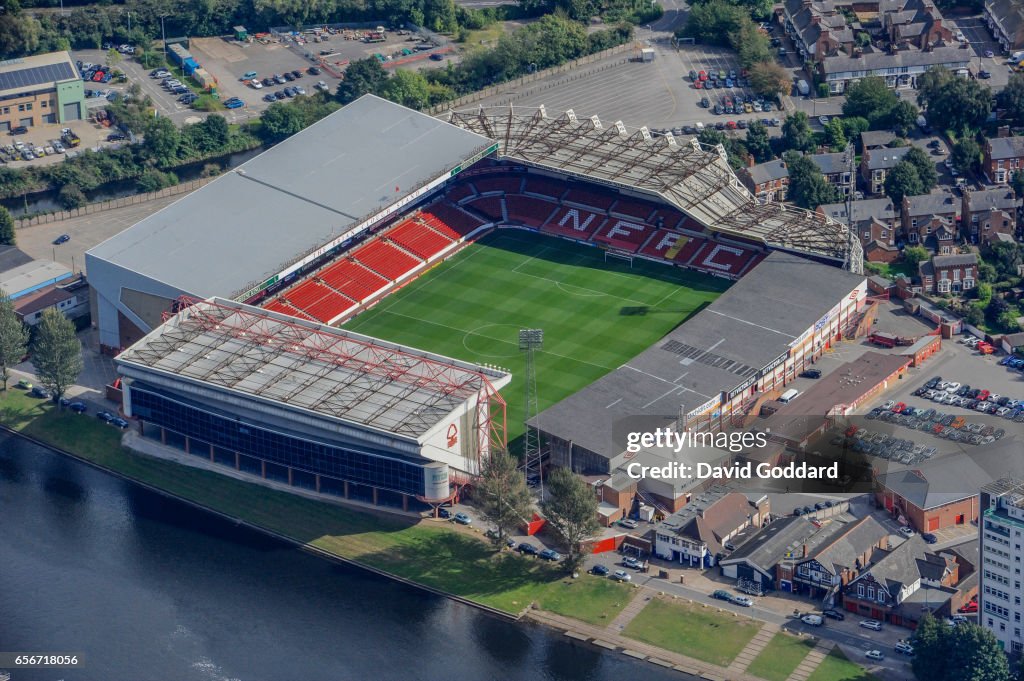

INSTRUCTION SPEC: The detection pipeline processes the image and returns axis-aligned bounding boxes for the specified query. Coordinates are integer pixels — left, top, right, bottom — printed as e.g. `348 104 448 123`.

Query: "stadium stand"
648 208 686 232
464 196 505 222
611 198 655 222
353 240 422 281
591 218 656 252
562 186 616 211
474 175 523 196
284 280 354 323
522 175 568 201
446 183 476 204
421 201 486 237
263 297 317 322
319 258 390 301
505 195 559 228
695 243 754 275
386 219 455 260
541 205 605 240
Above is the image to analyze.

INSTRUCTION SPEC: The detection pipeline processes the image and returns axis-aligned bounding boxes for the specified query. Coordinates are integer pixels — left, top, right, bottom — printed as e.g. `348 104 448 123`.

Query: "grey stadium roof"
446 106 862 272
87 95 494 300
116 297 510 441
531 251 865 460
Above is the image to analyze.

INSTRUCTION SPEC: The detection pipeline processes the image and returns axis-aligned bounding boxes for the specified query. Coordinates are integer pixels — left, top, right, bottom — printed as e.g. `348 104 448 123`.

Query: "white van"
779 388 800 403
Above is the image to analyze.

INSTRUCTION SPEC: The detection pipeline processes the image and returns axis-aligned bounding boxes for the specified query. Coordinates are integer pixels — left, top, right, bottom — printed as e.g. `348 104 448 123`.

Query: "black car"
67 401 88 414
822 609 845 621
700 96 710 108
590 564 609 576
9 126 28 136
517 542 539 555
283 72 295 81
291 70 303 79
274 91 287 100
107 133 126 142
437 507 451 519
29 386 51 399
801 369 822 379
262 77 275 87
922 532 938 544
96 411 115 423
52 234 70 245
308 66 321 75
979 70 991 79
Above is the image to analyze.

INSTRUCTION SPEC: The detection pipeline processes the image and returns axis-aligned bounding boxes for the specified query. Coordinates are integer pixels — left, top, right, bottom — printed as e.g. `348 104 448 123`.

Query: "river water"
0 434 681 681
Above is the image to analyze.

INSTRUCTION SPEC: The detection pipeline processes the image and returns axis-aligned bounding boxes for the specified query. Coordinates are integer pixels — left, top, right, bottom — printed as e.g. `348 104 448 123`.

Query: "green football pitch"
342 231 730 443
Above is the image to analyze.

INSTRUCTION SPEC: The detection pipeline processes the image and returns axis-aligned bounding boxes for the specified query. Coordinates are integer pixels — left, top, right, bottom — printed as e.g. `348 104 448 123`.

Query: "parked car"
242 70 258 80
865 650 885 661
731 595 752 607
106 133 126 142
110 417 129 428
822 609 845 621
52 234 70 245
590 564 609 576
67 401 88 414
453 512 471 525
96 411 115 423
517 542 538 555
898 526 915 538
437 507 451 519
713 590 732 601
895 642 914 656
860 619 883 631
623 556 643 570
29 386 51 399
801 369 822 379
801 614 824 626
618 518 639 529
16 379 32 390
308 66 321 75
612 570 631 582
921 532 937 544
539 549 561 561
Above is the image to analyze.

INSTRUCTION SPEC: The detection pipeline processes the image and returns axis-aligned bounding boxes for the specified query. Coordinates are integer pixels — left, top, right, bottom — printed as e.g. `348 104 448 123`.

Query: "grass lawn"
343 231 728 443
622 597 761 667
807 648 880 681
746 632 816 681
0 390 633 619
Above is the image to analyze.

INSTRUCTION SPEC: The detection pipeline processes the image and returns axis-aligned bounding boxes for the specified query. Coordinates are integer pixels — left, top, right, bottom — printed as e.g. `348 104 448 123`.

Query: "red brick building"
739 160 789 203
961 186 1018 246
918 253 978 295
983 135 1024 184
875 457 990 532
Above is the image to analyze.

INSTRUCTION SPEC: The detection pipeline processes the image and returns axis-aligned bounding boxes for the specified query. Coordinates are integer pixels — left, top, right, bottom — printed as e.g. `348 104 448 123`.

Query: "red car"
726 120 737 129
959 601 978 614
978 389 990 401
92 70 105 82
694 81 703 89
894 402 907 413
698 70 708 81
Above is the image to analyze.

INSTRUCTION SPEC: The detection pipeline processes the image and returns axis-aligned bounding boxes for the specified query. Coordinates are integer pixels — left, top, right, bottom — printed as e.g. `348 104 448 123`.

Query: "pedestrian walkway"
529 605 773 681
606 590 653 633
728 622 780 674
786 639 834 681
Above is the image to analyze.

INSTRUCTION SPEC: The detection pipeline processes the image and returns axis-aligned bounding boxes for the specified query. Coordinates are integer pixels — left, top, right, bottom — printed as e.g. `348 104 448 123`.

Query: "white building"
979 478 1024 654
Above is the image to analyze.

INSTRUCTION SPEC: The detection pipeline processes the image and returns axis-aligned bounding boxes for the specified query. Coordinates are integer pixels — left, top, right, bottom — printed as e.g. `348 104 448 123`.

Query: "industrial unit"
0 51 85 131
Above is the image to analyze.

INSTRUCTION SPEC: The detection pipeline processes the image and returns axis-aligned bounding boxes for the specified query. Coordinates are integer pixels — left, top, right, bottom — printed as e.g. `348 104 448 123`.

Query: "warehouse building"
116 297 510 508
0 51 85 131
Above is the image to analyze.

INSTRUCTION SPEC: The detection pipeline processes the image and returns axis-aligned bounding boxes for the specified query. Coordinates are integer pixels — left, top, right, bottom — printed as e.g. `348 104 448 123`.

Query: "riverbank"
0 391 632 622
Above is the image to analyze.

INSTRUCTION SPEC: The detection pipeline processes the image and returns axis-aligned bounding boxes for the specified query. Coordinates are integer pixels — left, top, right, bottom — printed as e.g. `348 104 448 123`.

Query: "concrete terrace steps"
786 639 835 681
728 622 780 674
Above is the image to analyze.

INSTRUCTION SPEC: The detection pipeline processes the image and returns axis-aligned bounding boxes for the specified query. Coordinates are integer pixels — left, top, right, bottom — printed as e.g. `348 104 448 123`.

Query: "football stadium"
88 95 869 510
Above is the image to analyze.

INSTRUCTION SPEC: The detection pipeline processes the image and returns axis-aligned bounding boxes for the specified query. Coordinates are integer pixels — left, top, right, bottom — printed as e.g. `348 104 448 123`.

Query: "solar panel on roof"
0 62 77 92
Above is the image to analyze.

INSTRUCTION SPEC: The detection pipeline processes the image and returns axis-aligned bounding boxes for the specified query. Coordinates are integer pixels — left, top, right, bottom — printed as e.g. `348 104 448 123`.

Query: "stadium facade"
116 298 509 507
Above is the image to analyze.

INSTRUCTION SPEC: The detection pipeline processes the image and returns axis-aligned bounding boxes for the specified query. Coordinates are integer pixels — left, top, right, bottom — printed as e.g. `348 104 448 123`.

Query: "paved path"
606 590 653 633
529 600 772 681
729 622 779 674
787 639 834 681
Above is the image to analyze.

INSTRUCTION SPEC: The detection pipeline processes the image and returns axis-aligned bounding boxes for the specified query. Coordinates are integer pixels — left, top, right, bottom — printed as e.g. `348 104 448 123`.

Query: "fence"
425 42 635 115
14 178 214 230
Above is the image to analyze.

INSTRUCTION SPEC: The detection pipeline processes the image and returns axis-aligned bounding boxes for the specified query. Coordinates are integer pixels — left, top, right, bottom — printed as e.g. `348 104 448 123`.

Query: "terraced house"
985 0 1024 53
901 189 958 249
789 516 890 601
817 198 896 262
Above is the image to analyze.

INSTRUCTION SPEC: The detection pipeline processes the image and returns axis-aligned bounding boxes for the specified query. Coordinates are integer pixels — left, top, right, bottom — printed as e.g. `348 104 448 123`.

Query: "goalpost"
604 250 634 268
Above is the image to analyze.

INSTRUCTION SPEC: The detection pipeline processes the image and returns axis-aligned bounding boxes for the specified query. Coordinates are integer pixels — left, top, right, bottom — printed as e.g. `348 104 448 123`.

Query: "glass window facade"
130 384 426 496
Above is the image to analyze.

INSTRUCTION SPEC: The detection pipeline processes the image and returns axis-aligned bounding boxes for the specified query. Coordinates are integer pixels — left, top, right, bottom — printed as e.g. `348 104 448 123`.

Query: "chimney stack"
803 543 809 558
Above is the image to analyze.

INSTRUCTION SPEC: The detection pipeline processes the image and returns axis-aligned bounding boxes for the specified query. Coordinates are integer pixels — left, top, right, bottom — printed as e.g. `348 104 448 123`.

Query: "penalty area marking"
461 323 522 359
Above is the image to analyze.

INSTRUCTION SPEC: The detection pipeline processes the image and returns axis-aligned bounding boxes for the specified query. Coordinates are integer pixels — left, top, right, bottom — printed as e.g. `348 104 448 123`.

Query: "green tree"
0 205 15 246
902 244 930 270
200 114 229 148
142 116 180 166
988 241 1024 278
890 99 919 136
1012 169 1024 198
842 116 870 146
540 467 600 571
884 160 925 205
31 308 83 406
965 302 985 326
0 293 29 391
730 20 772 69
259 102 306 141
945 623 1013 681
917 66 992 134
979 260 999 282
57 184 86 210
377 69 431 110
745 121 771 162
336 58 388 105
911 613 951 681
682 0 747 46
781 111 814 152
698 127 727 148
952 137 982 174
783 151 839 209
996 72 1024 127
904 146 937 192
976 281 993 305
748 60 790 99
824 117 846 150
843 76 899 128
474 450 533 548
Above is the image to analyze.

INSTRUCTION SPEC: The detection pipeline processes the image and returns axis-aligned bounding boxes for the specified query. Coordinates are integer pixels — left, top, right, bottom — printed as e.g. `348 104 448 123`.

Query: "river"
0 434 682 681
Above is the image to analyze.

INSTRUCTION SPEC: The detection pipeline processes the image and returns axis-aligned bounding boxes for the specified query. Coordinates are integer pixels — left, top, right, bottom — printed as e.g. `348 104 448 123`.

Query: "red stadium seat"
264 298 317 322
464 196 505 222
562 187 616 211
542 205 605 240
474 175 524 196
505 195 559 228
648 209 686 232
284 280 354 323
591 218 655 253
352 240 422 281
387 219 455 260
611 199 655 222
696 243 754 274
522 175 567 201
319 258 390 302
446 183 476 204
421 201 485 237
